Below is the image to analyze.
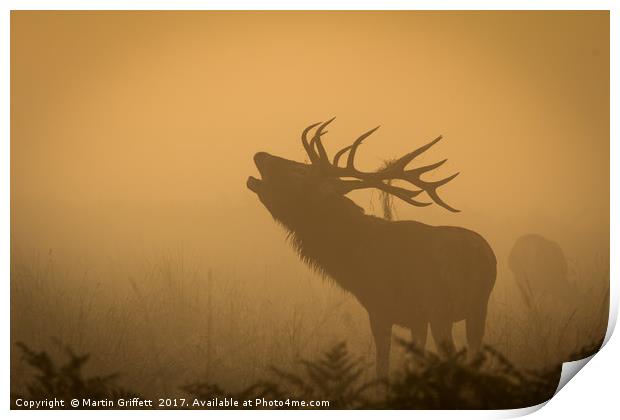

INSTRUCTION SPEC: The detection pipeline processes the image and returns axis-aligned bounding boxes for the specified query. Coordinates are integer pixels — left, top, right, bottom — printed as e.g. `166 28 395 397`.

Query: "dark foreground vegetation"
11 338 602 410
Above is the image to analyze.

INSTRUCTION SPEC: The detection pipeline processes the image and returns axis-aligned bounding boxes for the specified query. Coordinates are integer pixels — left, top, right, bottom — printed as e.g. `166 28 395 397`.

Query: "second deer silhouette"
509 234 573 309
247 119 497 377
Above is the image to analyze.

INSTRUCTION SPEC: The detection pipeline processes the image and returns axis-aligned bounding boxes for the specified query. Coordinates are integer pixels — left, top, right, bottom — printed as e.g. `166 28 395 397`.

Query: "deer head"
247 118 460 228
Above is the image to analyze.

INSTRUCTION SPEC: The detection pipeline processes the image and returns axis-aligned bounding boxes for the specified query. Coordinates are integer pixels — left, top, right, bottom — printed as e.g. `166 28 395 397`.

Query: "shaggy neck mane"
274 195 380 284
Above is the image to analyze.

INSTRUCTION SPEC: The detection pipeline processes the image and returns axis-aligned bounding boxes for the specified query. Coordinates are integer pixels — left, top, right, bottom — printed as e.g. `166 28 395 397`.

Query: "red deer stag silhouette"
247 119 497 377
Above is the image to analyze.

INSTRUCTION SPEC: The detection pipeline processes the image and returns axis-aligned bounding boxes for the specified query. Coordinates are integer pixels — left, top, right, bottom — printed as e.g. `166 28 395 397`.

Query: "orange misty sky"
11 11 609 262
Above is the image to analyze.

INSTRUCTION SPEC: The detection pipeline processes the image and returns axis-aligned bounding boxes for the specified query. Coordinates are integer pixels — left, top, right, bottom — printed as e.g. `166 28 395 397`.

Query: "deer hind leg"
430 319 455 354
369 316 392 378
465 301 489 354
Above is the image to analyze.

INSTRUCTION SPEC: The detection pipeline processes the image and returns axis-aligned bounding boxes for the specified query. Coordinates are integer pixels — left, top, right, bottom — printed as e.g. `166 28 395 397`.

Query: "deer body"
292 211 495 323
248 120 496 376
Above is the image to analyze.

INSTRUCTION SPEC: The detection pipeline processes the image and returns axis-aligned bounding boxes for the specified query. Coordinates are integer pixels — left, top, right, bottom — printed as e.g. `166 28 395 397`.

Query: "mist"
11 11 609 400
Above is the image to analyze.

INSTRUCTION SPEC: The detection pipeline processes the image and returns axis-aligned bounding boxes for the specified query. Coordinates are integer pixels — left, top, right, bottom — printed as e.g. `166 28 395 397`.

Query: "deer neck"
284 202 377 288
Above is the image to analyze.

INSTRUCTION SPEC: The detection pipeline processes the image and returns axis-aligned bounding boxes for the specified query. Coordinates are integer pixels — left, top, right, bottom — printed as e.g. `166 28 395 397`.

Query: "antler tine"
310 117 336 164
332 145 352 167
417 172 461 212
383 135 459 212
393 169 460 212
346 126 380 170
342 180 432 207
376 183 430 206
389 135 443 172
397 159 448 182
301 122 323 163
332 126 380 168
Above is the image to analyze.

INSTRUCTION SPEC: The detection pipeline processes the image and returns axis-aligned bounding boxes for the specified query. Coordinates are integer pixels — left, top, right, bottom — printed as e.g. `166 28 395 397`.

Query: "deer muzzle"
247 152 271 193
247 176 261 193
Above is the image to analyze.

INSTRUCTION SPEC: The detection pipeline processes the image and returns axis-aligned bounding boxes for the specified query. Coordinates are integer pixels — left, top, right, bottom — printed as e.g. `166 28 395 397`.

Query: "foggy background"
11 11 609 396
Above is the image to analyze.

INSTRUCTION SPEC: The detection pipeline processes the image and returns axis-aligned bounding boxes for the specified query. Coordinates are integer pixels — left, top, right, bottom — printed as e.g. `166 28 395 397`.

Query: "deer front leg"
369 315 392 378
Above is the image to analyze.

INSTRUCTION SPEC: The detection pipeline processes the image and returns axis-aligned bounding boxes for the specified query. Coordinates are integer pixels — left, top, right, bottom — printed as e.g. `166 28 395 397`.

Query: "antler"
300 119 460 212
301 118 335 165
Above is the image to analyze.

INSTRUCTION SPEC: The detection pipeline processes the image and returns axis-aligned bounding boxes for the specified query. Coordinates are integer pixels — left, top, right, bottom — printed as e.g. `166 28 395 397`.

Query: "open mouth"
248 152 270 193
247 176 262 193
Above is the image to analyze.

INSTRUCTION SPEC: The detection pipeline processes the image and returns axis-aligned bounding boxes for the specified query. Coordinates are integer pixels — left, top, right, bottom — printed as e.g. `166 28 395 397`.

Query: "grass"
10 248 609 402
11 249 370 398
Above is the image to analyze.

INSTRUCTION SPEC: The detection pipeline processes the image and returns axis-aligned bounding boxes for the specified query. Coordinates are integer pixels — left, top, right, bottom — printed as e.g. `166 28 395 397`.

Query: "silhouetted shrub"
11 342 141 409
378 340 560 409
184 342 376 409
184 340 602 409
12 339 602 410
